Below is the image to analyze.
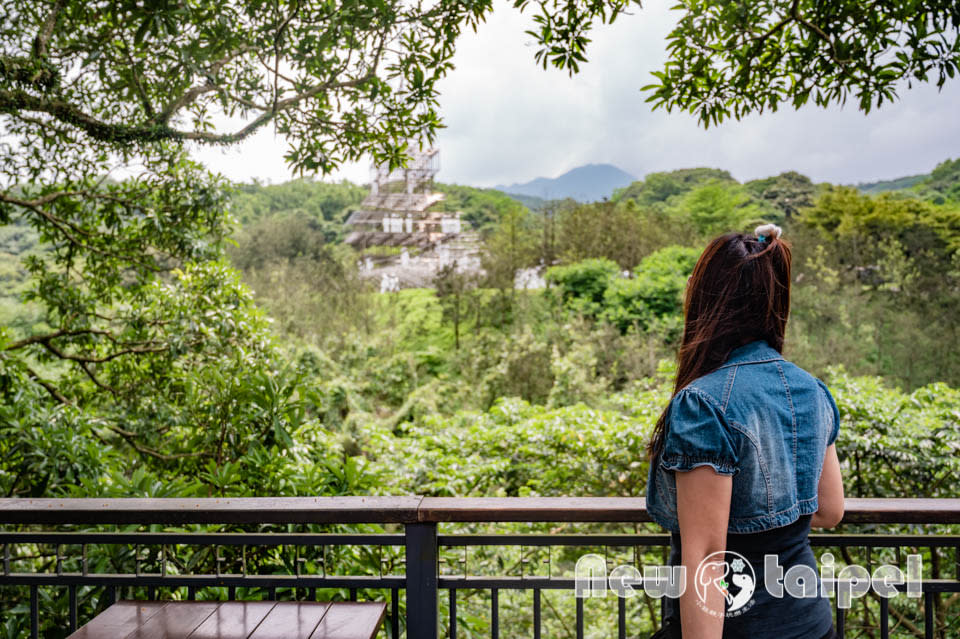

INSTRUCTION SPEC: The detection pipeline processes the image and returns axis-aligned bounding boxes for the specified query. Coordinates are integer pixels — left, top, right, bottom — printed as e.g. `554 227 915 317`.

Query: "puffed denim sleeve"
660 388 739 476
816 378 841 446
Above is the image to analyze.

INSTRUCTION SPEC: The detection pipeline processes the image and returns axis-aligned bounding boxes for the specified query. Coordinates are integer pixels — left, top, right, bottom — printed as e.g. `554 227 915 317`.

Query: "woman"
645 224 845 639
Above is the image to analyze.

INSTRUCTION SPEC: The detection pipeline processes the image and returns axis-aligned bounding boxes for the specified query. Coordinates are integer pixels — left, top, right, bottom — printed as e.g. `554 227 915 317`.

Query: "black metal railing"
1 497 959 638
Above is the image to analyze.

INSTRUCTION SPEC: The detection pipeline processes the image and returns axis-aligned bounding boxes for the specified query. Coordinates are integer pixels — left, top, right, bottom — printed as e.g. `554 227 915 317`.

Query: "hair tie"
754 223 782 244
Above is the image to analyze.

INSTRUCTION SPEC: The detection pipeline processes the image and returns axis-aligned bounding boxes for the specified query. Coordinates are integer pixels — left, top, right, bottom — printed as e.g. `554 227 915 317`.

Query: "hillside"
856 174 928 195
495 163 636 202
854 158 960 202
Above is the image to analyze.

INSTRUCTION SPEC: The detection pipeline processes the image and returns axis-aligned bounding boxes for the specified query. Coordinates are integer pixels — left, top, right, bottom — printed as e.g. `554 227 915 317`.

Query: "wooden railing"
4 496 960 523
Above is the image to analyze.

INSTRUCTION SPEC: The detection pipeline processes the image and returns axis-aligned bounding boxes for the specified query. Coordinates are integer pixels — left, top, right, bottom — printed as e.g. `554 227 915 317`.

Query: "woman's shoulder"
680 370 732 410
667 385 728 426
777 359 835 397
763 360 841 443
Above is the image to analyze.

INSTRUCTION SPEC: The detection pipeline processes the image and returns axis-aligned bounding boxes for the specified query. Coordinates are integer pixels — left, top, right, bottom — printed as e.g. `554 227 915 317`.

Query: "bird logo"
694 551 756 615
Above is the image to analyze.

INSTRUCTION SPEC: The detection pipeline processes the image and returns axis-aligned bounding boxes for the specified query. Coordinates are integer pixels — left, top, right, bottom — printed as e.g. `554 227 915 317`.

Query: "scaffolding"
345 146 463 248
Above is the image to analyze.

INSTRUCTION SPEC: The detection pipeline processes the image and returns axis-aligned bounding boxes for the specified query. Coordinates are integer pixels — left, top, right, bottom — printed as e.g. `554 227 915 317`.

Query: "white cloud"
192 3 960 188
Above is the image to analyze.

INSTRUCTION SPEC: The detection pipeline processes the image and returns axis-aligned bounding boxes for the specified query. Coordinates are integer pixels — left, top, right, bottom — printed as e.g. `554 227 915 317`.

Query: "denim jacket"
645 339 840 534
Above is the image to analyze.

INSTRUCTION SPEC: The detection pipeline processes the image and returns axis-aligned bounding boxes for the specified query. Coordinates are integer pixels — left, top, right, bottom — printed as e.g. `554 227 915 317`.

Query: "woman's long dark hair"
647 231 792 460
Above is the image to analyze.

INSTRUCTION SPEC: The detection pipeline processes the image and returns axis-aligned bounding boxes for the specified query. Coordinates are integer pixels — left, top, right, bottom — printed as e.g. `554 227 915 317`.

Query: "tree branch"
38 337 169 364
108 426 208 461
78 361 119 395
33 0 67 60
744 0 800 46
23 364 71 405
154 45 258 123
4 328 111 351
155 83 218 123
0 188 88 210
0 190 169 271
119 32 156 119
1 66 376 146
790 2 851 65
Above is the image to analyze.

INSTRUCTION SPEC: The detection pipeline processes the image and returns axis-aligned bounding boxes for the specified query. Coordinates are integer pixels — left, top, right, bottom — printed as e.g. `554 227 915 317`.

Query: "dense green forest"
5 158 960 500
221 159 960 388
3 160 960 635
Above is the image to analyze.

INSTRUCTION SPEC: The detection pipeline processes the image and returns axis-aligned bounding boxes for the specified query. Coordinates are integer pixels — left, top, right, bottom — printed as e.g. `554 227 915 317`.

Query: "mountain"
494 163 636 203
501 192 546 211
856 173 928 195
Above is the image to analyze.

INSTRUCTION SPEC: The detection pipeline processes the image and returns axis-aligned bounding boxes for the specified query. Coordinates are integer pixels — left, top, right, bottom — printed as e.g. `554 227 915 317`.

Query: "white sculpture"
440 215 462 234
379 273 401 293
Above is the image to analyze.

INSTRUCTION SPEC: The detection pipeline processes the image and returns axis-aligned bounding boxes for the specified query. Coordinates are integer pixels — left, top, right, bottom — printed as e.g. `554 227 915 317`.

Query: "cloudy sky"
192 2 960 189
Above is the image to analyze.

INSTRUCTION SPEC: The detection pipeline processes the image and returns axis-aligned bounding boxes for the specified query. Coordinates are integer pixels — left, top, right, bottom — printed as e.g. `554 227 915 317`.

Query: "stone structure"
344 146 462 248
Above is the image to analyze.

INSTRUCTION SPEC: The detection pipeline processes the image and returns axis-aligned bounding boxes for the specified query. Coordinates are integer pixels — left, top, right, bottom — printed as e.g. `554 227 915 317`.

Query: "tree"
668 179 781 236
1 0 639 174
229 178 367 229
434 183 524 232
0 0 638 466
792 186 960 387
920 158 960 204
745 171 818 220
479 203 539 326
544 257 620 318
612 168 734 205
644 2 960 127
555 199 679 269
433 260 475 350
600 245 698 335
227 214 373 343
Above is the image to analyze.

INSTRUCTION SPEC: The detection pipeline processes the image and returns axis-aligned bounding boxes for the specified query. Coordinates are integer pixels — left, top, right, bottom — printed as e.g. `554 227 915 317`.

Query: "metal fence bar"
448 587 456 639
0 532 405 545
29 585 37 639
431 533 960 547
391 586 400 639
879 596 889 639
69 584 77 631
405 522 438 639
575 594 583 639
617 594 626 639
533 587 541 639
0 574 405 588
437 534 671 547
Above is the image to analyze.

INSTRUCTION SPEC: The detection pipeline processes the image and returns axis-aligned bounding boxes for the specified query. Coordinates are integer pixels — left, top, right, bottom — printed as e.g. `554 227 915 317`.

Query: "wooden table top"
67 600 387 639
